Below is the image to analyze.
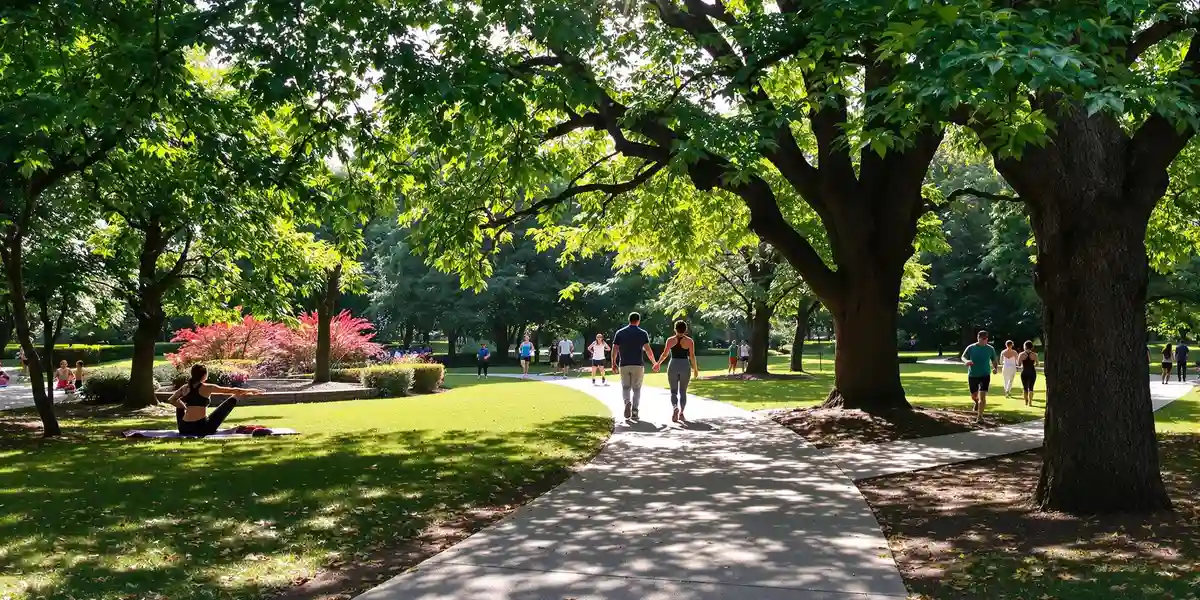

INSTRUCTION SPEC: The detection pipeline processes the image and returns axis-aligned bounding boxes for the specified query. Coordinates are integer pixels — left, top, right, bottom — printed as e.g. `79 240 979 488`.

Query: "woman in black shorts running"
1161 343 1173 385
1018 341 1038 407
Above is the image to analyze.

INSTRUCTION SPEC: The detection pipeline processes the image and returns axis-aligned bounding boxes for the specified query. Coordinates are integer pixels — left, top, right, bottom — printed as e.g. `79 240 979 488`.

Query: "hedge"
410 363 444 394
157 362 251 388
80 369 132 405
2 343 183 366
360 365 414 397
330 367 363 383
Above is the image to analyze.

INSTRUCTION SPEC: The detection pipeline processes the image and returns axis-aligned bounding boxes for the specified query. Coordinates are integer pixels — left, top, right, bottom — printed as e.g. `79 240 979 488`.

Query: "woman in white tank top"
588 334 610 385
1000 340 1020 398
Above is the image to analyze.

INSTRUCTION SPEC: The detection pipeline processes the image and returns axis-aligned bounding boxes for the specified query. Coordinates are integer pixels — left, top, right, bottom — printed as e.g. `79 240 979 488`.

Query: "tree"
909 2 1200 512
375 0 959 411
661 243 801 374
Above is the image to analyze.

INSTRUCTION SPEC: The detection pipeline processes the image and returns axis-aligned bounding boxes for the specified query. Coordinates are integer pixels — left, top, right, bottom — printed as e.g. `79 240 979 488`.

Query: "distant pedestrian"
961 330 999 422
612 312 657 422
727 340 739 374
518 335 534 378
1018 341 1038 407
739 341 750 374
476 343 490 379
1000 340 1019 398
1176 340 1190 382
549 340 558 368
1162 343 1174 385
74 360 86 391
587 334 610 385
655 320 701 423
557 337 575 377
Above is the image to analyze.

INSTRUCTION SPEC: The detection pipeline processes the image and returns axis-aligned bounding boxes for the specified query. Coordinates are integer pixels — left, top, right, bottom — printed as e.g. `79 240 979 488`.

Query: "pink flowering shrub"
272 310 384 372
167 315 284 367
168 310 384 374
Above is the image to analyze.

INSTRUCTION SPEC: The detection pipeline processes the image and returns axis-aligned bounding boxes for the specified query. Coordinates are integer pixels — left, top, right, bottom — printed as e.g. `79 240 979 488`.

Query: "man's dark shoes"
623 402 632 420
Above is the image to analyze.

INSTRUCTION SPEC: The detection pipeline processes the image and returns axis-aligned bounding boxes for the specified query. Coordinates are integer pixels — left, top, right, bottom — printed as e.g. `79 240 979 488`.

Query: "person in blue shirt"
611 312 658 421
1176 340 1190 382
477 343 491 379
518 335 535 379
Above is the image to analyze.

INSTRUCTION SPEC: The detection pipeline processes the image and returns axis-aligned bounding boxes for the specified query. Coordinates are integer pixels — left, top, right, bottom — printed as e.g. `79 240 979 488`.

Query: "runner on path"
962 330 999 422
612 312 657 422
587 334 610 385
476 343 490 379
1176 340 1190 382
1162 343 1174 385
518 335 534 378
557 337 575 378
727 340 739 374
1018 341 1038 407
739 340 750 374
1000 340 1019 398
655 320 701 423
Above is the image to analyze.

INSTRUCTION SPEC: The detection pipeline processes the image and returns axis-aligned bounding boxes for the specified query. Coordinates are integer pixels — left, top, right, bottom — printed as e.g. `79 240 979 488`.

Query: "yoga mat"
122 428 299 439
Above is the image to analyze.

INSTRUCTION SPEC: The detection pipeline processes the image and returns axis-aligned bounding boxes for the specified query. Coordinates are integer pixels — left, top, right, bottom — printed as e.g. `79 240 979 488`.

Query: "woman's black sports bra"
184 384 209 407
671 336 690 359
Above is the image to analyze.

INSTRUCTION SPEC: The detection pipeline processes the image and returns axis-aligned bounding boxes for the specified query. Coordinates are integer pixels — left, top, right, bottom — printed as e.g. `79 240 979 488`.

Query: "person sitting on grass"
166 364 263 436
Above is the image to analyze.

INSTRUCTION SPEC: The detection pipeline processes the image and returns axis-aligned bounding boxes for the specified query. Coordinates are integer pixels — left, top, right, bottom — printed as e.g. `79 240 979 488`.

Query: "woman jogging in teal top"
518 335 534 378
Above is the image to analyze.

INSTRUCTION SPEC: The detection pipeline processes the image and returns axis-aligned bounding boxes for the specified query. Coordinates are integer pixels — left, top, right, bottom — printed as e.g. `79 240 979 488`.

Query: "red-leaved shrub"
272 310 384 372
167 315 285 368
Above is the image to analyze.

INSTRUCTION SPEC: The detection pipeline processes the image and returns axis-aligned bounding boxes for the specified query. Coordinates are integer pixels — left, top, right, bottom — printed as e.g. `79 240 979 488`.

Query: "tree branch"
485 159 669 229
1128 30 1200 184
1127 16 1195 65
943 187 1020 205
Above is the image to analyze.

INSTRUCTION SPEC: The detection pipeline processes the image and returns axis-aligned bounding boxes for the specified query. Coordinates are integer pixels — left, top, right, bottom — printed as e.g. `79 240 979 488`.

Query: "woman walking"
166 364 262 436
1018 341 1038 407
655 320 701 423
1000 340 1020 398
1162 343 1174 385
587 333 610 385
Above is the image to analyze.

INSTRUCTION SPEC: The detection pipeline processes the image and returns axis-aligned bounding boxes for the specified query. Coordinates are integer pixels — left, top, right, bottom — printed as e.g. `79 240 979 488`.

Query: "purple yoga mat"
122 428 299 439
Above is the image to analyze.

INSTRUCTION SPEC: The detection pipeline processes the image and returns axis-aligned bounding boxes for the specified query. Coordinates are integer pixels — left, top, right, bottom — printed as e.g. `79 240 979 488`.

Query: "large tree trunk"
490 321 512 359
790 298 819 372
746 300 773 374
822 288 910 411
314 265 342 384
446 328 458 357
1 240 58 435
994 105 1171 513
402 320 414 348
126 306 166 407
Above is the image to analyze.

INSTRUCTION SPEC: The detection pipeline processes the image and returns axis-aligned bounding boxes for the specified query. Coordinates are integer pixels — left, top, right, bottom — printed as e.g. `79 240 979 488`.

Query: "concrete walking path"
358 374 908 600
827 379 1196 481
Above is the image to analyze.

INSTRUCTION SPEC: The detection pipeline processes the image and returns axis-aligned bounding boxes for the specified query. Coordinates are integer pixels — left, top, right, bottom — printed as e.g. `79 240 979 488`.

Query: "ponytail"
188 364 208 389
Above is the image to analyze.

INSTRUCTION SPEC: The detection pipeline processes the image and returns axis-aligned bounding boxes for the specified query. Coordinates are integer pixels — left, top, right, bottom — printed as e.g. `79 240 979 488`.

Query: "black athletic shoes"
623 402 632 420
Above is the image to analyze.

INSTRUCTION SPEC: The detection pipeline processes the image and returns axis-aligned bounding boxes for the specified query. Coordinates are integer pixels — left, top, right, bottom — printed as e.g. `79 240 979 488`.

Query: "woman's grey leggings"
668 359 692 409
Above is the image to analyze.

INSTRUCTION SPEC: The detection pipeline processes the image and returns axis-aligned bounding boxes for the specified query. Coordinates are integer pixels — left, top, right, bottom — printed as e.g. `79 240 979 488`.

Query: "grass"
0 377 610 600
1155 386 1200 433
641 354 1048 423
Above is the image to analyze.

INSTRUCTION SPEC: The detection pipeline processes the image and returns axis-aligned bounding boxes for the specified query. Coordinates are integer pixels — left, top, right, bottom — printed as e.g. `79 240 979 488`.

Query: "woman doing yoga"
167 364 262 436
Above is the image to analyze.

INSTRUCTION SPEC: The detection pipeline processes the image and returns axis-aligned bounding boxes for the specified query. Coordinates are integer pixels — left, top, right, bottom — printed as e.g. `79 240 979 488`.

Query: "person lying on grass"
165 364 263 436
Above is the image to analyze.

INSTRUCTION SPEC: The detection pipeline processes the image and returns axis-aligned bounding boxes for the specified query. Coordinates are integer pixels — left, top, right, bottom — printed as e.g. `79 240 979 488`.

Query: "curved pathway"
358 375 908 600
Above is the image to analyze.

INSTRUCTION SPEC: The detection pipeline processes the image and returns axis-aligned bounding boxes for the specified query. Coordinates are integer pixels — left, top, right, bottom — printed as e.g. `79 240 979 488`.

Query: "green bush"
153 364 180 389
330 367 363 383
3 343 183 365
360 365 414 397
80 369 131 404
161 362 250 388
410 363 445 394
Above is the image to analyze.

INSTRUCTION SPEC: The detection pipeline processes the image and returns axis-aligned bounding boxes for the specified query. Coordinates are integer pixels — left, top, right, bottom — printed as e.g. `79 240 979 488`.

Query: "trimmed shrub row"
329 363 445 396
360 365 414 397
3 343 183 366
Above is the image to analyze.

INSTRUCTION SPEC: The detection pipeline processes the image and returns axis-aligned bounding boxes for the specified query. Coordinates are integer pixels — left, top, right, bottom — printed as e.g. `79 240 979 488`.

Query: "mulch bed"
702 372 817 381
770 406 1013 448
858 435 1200 600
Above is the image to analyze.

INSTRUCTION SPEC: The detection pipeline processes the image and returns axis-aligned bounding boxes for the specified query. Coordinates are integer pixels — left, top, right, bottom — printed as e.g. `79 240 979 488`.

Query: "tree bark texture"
822 287 910 411
0 238 59 435
790 298 819 372
314 265 342 384
746 299 773 374
993 103 1174 513
126 306 166 408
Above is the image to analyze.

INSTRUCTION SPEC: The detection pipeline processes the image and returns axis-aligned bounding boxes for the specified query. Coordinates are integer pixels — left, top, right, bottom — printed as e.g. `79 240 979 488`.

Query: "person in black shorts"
1018 341 1038 407
1161 343 1173 385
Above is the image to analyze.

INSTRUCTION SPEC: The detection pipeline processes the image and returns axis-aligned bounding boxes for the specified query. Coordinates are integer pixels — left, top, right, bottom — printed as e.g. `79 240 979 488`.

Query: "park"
2 1 1200 599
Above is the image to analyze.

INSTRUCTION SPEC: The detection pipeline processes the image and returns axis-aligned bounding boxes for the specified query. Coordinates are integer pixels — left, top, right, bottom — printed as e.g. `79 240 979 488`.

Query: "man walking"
612 312 657 421
1176 339 1190 382
727 340 739 375
557 337 575 377
739 340 751 374
962 330 999 422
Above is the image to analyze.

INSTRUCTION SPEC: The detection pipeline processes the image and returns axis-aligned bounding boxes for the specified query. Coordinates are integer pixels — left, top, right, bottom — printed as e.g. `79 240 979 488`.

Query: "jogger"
962 330 999 423
656 320 701 423
612 312 656 421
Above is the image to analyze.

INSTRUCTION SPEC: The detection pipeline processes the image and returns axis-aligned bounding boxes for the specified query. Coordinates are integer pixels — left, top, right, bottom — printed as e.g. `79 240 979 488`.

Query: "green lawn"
642 354 1048 423
89 356 172 370
0 376 610 600
1155 386 1200 433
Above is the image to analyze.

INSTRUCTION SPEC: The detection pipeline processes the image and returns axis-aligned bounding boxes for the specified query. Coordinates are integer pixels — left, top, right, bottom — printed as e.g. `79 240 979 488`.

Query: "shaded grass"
0 380 610 600
1154 386 1200 433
